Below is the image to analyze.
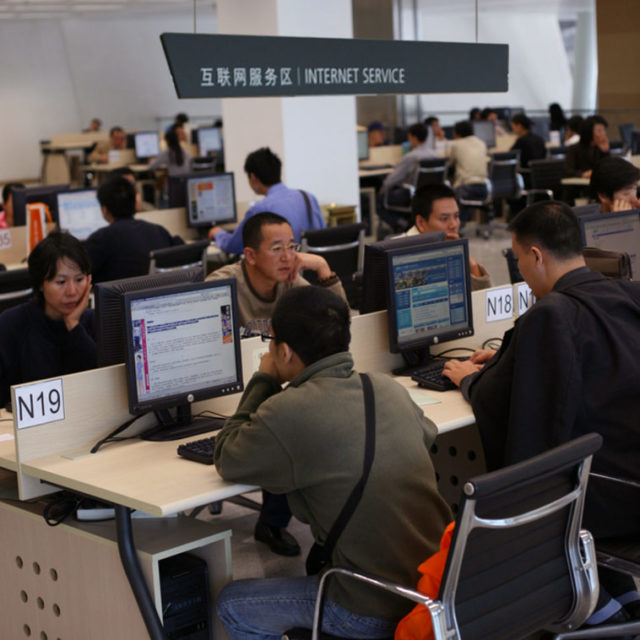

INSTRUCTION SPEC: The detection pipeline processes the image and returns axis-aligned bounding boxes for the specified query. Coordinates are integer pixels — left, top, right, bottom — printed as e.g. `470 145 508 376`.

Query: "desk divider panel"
0 223 56 266
49 131 108 147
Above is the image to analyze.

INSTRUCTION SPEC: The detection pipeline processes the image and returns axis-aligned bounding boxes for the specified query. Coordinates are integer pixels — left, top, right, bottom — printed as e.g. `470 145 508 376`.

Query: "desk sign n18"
161 33 508 99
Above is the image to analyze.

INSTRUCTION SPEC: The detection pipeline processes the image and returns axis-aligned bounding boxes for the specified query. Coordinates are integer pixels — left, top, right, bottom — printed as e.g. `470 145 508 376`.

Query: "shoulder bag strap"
299 189 314 227
322 372 376 553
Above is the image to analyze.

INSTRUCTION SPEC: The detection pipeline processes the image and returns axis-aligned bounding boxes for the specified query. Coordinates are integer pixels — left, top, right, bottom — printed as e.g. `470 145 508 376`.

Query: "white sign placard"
0 228 12 250
516 282 537 316
485 286 514 323
14 378 65 429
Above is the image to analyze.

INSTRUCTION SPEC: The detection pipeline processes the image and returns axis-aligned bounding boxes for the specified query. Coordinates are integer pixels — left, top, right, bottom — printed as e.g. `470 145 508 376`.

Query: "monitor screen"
94 268 205 367
186 172 236 227
12 183 71 226
134 131 160 160
386 238 474 359
197 127 223 156
357 130 369 161
580 210 640 280
123 279 243 439
472 121 496 149
57 189 107 240
359 232 446 314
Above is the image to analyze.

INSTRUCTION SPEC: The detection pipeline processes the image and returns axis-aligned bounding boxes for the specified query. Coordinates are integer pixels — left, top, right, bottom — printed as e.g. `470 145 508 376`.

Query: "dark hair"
411 184 457 221
511 112 532 131
108 167 135 181
480 107 496 120
454 120 473 138
271 287 351 367
165 126 185 167
548 103 567 129
589 157 640 200
242 211 290 250
424 116 439 126
508 200 583 259
109 126 124 137
2 182 25 205
567 115 584 135
175 112 189 125
28 231 91 305
408 123 428 143
244 147 282 186
579 115 608 148
97 176 136 220
469 107 481 121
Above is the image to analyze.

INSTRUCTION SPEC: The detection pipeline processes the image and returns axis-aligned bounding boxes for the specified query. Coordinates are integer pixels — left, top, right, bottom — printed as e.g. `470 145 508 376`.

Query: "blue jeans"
216 575 398 640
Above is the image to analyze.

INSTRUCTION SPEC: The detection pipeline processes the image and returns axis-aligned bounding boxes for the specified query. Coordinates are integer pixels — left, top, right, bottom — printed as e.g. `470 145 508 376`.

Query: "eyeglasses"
260 333 276 343
265 243 301 257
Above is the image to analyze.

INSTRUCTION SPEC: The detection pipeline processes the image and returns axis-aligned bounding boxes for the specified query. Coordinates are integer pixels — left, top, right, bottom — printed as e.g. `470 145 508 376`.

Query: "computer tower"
159 553 211 639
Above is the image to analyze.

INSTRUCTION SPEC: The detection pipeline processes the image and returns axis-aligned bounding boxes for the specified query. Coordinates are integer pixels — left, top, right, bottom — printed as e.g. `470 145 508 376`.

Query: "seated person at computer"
147 125 192 177
208 212 347 330
565 115 583 146
448 120 489 226
1 182 25 227
510 113 546 170
214 285 451 639
85 176 183 283
88 126 127 164
209 147 326 255
367 120 388 148
402 184 491 291
108 167 154 212
480 107 507 137
377 123 438 233
0 232 95 407
589 156 640 213
85 118 102 133
424 115 445 141
443 201 640 630
564 115 610 178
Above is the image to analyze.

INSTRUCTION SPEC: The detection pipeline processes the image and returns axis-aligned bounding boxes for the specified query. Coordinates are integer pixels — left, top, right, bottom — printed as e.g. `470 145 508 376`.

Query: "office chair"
548 146 567 158
524 157 566 205
502 247 524 284
148 239 210 275
583 247 632 280
608 140 626 156
0 268 33 313
619 124 635 150
300 223 366 309
284 433 602 640
458 178 492 238
190 156 215 172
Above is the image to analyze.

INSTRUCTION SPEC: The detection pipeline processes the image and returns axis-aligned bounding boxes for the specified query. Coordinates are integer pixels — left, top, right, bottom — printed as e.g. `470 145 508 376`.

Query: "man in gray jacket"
214 286 451 639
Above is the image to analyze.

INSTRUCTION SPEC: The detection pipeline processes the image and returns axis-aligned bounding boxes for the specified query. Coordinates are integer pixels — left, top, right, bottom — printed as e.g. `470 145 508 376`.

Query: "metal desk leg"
115 505 167 640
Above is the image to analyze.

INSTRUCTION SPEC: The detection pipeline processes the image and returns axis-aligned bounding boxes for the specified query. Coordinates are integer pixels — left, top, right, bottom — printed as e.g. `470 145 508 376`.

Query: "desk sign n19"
161 33 508 99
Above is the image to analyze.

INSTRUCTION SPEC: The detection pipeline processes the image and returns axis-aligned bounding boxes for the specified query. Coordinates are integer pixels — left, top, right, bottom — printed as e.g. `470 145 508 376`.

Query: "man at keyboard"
443 200 640 630
214 286 450 639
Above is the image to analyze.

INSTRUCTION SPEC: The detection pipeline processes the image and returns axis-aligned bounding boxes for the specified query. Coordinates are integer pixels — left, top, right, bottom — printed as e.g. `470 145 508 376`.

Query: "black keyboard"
177 436 216 465
411 358 469 392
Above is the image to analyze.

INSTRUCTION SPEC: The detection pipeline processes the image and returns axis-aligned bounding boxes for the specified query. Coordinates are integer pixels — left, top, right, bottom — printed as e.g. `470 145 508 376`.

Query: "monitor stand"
140 404 226 442
391 347 434 377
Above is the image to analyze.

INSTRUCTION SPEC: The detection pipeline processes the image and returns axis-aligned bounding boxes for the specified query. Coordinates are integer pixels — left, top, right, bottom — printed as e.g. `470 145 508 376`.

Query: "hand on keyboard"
411 357 471 392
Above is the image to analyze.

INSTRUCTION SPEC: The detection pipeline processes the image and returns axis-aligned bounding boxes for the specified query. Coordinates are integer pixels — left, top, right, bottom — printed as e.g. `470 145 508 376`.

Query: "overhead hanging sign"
161 33 508 99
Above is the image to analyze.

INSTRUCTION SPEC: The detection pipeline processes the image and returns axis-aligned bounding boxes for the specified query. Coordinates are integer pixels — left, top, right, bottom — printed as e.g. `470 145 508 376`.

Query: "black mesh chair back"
548 146 566 158
608 140 626 156
502 248 524 284
619 124 635 149
490 156 522 200
415 158 447 189
148 240 210 274
530 158 565 192
301 223 365 309
0 268 33 313
439 433 601 640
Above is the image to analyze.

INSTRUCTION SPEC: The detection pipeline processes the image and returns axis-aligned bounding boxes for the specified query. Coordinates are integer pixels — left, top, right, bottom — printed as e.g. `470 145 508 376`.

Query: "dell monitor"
197 127 223 157
123 279 243 440
95 268 205 367
357 130 369 161
580 209 640 280
386 238 474 374
134 131 160 161
12 183 71 226
186 172 236 229
472 121 496 149
359 232 446 314
56 189 107 240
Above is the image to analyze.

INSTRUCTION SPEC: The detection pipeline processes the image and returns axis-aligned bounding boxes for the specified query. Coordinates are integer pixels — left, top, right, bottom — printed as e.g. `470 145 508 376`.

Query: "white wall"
0 7 222 183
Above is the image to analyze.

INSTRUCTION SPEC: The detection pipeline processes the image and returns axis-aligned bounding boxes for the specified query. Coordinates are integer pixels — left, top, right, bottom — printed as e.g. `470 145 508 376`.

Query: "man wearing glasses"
207 212 346 556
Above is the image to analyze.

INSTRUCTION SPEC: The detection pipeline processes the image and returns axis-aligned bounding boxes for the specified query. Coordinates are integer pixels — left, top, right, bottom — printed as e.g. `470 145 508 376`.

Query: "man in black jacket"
444 200 640 629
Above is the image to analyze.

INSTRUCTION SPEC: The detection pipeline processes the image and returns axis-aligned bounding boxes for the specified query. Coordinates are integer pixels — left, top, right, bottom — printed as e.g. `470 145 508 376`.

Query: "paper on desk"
408 389 442 406
0 433 14 441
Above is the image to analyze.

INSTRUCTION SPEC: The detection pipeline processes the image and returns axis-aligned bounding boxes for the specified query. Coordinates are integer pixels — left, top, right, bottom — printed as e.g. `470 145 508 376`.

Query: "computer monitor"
94 268 205 367
186 172 236 228
134 131 160 161
472 121 496 149
122 279 243 440
56 189 107 240
580 209 640 280
386 238 474 374
12 183 71 226
197 127 223 157
359 232 446 314
530 116 551 142
357 130 369 161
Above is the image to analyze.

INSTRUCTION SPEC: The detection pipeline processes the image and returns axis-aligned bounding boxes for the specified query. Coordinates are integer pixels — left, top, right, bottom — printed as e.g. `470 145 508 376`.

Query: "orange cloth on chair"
394 522 455 640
